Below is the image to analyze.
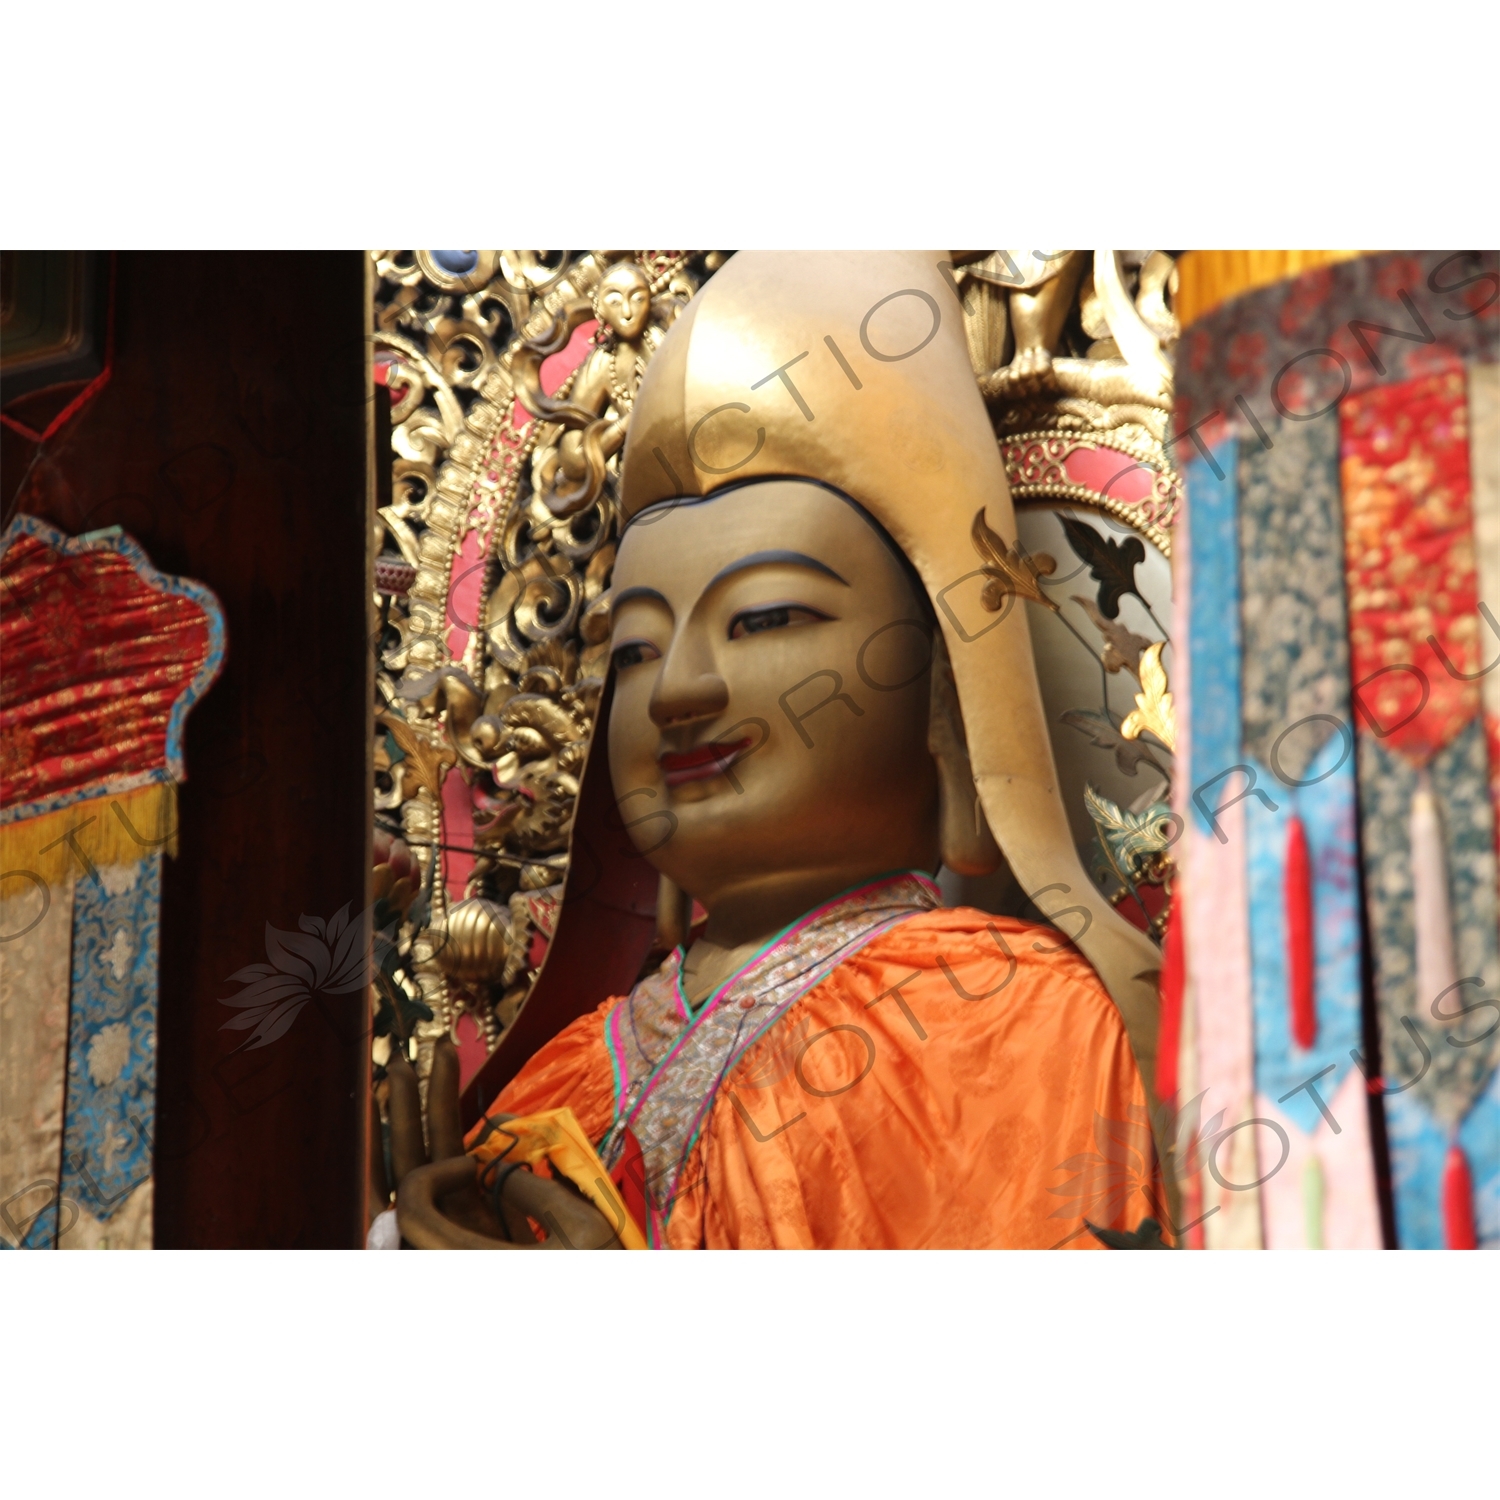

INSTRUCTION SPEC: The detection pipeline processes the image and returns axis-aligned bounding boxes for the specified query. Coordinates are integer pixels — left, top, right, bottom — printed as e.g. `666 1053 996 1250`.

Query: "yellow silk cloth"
1173 250 1367 328
0 781 177 889
485 908 1163 1249
468 1106 647 1250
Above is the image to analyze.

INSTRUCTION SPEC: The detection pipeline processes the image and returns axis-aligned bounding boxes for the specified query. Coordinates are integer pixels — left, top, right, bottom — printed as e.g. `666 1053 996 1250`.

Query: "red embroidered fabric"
1 528 217 811
1340 370 1482 765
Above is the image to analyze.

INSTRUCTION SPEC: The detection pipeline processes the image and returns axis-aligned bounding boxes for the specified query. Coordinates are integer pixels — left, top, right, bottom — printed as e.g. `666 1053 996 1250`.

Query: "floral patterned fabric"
1231 413 1380 1244
1237 411 1351 780
56 858 162 1242
1181 443 1265 1248
1338 372 1498 1244
1 516 224 1251
596 873 941 1243
0 876 74 1249
1340 371 1483 764
1245 734 1366 1135
0 517 224 821
1355 728 1499 1128
1385 1061 1500 1251
1178 260 1500 1247
1174 250 1498 444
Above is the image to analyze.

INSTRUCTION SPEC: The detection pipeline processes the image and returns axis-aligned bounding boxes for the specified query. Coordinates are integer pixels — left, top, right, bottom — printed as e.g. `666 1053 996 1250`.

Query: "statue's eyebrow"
612 586 671 613
704 550 849 592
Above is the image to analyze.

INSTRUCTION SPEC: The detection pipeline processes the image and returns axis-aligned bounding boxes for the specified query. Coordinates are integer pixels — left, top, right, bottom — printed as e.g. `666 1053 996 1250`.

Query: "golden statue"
390 252 1169 1250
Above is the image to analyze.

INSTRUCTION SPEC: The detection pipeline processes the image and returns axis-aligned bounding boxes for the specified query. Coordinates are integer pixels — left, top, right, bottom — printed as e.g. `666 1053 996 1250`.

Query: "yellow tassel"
1303 1155 1325 1250
0 782 178 889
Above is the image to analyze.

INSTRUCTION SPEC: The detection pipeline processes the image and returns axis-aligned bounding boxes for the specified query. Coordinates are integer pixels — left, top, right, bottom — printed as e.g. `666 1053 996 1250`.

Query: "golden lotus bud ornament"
438 898 511 989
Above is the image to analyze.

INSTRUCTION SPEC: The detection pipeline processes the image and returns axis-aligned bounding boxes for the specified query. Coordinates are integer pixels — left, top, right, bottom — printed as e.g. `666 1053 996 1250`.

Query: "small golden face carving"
608 480 940 913
596 262 651 340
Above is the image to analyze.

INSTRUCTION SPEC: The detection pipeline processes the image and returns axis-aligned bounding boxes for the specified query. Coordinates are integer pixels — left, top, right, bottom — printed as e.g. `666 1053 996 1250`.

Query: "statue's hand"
388 1036 622 1250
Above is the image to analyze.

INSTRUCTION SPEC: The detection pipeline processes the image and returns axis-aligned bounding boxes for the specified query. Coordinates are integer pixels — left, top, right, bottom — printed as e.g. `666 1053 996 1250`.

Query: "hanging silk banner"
1341 371 1500 1249
1174 250 1500 1248
1237 412 1380 1248
0 515 225 1249
1181 441 1265 1248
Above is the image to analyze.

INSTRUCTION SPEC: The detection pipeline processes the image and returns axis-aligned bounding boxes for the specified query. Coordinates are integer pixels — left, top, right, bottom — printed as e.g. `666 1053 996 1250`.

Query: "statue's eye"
728 604 828 639
611 640 660 671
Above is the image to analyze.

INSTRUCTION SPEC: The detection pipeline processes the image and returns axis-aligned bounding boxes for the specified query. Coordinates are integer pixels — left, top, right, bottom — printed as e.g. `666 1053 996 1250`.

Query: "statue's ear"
927 632 1002 877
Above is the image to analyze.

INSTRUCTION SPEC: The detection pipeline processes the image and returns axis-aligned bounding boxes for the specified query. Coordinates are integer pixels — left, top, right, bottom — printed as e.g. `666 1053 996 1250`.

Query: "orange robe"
489 904 1160 1249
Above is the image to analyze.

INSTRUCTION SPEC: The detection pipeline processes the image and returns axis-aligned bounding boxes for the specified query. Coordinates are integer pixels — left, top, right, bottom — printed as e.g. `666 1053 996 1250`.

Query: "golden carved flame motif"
370 252 717 1065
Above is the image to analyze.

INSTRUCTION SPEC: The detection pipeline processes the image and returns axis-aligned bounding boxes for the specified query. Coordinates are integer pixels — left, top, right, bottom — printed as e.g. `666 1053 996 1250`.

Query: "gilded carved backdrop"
367 250 1182 1095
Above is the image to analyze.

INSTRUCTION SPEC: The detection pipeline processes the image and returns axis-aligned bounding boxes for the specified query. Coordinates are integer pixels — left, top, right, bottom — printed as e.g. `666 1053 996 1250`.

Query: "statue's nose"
649 669 729 729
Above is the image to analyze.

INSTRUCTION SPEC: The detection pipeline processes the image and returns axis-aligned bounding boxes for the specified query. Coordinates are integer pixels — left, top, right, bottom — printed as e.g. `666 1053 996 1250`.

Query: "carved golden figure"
968 249 1177 424
516 257 685 519
393 252 1169 1250
971 249 1089 395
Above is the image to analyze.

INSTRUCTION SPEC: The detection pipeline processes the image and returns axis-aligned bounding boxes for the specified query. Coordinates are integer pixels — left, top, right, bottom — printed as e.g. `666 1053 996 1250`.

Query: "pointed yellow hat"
620 251 1163 1101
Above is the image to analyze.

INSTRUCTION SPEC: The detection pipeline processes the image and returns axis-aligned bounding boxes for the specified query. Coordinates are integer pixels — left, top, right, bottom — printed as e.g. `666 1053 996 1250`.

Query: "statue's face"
608 479 940 911
597 264 651 339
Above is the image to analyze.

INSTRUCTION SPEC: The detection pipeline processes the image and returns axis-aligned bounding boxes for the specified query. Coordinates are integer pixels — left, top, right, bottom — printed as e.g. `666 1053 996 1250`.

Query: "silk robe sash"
598 872 940 1241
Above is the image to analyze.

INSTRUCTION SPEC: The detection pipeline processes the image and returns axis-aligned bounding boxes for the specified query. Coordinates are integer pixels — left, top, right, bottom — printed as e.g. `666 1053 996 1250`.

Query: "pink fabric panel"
1186 809 1262 1248
1257 1068 1382 1249
1170 513 1193 1112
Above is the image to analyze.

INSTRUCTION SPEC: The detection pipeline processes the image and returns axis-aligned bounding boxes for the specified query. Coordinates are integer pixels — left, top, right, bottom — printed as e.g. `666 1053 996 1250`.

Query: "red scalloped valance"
1 517 225 819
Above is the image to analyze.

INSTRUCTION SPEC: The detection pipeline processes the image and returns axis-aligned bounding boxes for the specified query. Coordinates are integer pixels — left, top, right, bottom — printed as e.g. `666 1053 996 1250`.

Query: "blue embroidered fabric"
58 855 162 1222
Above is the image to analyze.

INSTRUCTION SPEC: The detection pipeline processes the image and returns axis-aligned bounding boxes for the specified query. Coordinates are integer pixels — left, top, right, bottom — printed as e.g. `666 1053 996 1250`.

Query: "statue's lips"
659 737 753 788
